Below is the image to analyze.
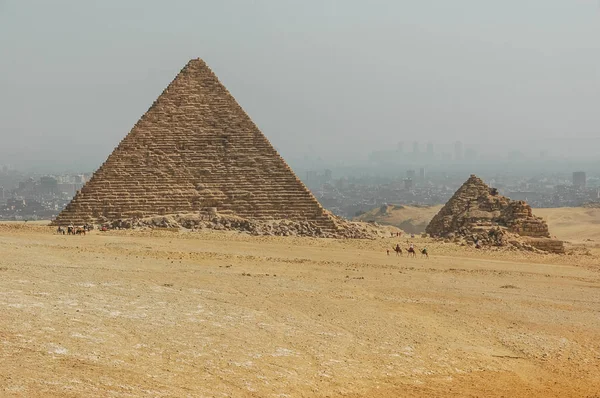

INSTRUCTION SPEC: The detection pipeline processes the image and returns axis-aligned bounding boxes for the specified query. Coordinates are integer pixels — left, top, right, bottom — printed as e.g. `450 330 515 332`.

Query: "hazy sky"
1 0 599 171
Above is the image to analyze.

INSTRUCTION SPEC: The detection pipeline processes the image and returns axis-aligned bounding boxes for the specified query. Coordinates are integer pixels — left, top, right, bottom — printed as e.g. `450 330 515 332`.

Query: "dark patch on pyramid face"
52 59 336 231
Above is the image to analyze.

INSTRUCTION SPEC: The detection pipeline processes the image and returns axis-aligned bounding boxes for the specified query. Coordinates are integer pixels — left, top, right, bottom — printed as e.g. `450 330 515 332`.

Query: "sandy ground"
536 207 600 244
0 223 599 397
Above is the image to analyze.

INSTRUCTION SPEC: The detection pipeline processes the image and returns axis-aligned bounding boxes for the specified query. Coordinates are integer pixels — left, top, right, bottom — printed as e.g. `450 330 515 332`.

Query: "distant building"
508 191 544 203
397 142 404 153
412 141 419 154
572 171 586 189
57 183 78 196
306 170 318 187
404 178 414 190
406 169 416 180
426 142 434 157
419 167 425 182
39 176 59 195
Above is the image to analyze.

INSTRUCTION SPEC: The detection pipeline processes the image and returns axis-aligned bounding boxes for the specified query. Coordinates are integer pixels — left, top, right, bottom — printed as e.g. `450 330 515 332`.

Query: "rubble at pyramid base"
97 212 399 240
436 226 565 254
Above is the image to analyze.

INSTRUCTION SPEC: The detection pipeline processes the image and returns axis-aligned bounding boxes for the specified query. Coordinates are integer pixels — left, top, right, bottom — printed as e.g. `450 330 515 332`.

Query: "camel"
393 244 403 256
421 248 429 258
406 247 417 258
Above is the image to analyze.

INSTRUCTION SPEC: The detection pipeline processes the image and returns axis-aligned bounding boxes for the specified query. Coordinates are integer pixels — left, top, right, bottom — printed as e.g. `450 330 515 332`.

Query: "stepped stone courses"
426 175 564 253
52 59 338 233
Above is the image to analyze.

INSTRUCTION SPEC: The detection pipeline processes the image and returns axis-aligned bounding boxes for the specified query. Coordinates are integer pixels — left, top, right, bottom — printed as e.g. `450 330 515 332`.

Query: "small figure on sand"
421 247 429 258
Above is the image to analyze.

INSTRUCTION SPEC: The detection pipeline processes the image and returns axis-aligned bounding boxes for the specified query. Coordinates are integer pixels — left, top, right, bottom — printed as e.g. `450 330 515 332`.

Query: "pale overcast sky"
0 0 599 171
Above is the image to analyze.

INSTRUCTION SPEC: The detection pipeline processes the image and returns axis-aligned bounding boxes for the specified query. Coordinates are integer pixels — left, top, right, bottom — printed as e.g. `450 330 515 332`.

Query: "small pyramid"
52 59 337 232
426 175 558 247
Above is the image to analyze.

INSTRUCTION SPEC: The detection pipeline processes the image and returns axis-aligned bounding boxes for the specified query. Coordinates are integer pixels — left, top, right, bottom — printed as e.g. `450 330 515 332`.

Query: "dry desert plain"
0 212 600 397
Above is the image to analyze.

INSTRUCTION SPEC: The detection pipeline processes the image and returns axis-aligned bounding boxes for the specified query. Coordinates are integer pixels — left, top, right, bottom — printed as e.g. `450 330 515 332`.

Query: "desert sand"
536 207 600 244
0 221 599 397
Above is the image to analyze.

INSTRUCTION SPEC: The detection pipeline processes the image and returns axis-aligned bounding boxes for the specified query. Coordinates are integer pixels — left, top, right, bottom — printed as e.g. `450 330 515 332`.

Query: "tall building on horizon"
426 142 434 157
412 141 419 154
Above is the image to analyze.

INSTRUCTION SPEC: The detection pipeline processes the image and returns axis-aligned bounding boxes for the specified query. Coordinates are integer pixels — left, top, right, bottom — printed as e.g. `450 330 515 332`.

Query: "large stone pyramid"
52 59 337 232
426 175 564 252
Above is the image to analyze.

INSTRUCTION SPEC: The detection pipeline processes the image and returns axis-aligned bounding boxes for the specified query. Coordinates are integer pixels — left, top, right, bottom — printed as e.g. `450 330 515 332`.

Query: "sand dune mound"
535 207 600 244
354 204 441 234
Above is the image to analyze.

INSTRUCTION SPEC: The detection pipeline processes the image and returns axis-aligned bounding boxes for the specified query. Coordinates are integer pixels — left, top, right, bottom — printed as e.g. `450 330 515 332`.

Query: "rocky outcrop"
51 59 339 235
426 175 564 253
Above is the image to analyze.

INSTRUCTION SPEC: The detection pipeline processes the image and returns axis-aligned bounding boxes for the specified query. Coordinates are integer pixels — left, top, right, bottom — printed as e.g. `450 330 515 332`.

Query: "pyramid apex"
183 58 208 68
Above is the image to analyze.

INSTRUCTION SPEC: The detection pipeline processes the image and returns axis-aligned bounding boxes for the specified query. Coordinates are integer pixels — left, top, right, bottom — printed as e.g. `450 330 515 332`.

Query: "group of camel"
56 225 90 236
388 244 428 258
